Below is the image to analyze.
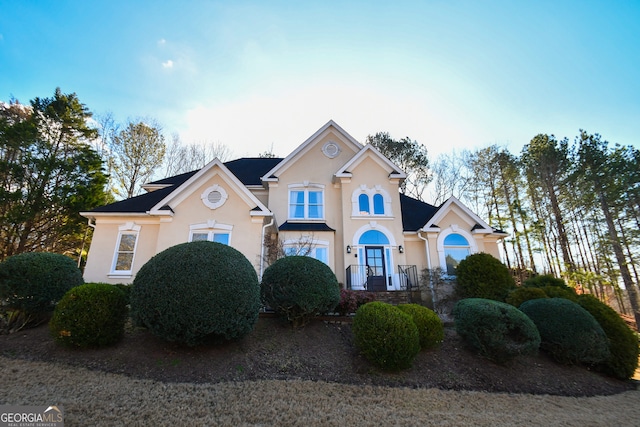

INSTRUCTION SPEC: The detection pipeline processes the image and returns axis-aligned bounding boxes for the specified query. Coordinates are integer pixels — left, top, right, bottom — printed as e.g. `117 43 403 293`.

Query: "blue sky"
1 0 638 159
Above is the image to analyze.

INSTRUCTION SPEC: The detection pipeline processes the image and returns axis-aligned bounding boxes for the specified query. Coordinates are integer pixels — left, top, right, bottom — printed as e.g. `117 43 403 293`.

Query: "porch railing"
397 265 419 291
345 264 418 291
346 265 372 291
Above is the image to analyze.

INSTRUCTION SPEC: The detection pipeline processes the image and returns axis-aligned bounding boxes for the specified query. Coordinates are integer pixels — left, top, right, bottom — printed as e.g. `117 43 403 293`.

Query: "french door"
365 246 386 291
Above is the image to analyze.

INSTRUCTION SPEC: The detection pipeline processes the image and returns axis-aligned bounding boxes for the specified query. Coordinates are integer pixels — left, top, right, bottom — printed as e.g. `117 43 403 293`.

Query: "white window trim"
189 220 233 244
283 238 330 264
288 182 325 220
109 222 141 277
436 225 477 275
351 185 392 217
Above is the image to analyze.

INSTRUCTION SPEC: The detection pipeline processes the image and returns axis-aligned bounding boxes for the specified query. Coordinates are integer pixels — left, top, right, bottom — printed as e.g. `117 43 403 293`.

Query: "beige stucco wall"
337 155 407 287
153 171 267 264
416 206 504 275
83 216 160 284
83 167 270 284
82 123 504 288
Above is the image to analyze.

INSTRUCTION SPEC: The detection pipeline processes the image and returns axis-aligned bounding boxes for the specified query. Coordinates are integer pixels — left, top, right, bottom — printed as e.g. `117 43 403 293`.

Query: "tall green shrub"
453 298 540 364
455 253 516 302
50 283 128 348
0 252 83 316
131 241 260 346
397 303 444 349
352 302 420 371
519 298 610 365
577 294 639 379
261 256 340 327
505 287 548 308
523 274 568 289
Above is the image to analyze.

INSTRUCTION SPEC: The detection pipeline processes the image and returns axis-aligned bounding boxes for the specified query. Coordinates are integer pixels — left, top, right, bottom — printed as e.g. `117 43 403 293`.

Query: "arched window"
443 233 470 275
373 194 384 215
351 187 391 217
358 194 370 214
359 230 390 245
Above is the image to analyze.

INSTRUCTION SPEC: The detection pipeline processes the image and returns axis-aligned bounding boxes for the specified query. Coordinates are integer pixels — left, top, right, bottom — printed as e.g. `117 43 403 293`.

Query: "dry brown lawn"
2 356 640 426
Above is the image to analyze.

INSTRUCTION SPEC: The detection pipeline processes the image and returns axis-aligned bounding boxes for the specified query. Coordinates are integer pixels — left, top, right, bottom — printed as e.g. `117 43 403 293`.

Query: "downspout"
418 228 437 309
78 218 96 268
260 217 275 280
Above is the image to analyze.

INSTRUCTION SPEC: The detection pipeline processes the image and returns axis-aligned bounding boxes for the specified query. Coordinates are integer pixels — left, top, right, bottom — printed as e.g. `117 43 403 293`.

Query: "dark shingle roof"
88 185 177 213
399 193 439 231
225 158 283 185
88 158 284 214
279 222 336 232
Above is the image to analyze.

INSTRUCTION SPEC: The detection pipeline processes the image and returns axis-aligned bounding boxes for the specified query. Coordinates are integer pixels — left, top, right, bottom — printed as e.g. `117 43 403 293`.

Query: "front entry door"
365 246 386 291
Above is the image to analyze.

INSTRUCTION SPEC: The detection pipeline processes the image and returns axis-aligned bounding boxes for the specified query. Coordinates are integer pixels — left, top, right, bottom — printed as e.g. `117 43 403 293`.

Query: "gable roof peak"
335 143 407 179
261 120 363 182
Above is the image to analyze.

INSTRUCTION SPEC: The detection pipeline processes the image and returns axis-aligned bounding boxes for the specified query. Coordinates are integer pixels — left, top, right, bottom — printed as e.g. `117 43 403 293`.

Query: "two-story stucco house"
81 121 506 292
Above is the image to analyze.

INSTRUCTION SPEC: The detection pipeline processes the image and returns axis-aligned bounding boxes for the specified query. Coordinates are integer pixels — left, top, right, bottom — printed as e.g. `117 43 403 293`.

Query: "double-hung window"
289 185 324 220
111 223 140 276
190 231 230 245
284 242 329 265
189 221 232 245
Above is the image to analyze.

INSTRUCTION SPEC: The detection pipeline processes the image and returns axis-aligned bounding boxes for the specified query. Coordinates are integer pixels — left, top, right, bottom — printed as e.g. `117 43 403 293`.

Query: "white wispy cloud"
162 59 174 69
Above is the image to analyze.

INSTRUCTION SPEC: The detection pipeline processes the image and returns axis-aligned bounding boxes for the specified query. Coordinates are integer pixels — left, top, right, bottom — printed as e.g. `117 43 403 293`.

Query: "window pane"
292 191 305 203
118 234 136 251
359 230 389 244
213 233 229 245
284 247 297 256
314 247 328 264
115 253 134 271
308 191 321 204
373 194 384 215
444 233 469 246
191 233 208 242
309 191 323 219
290 191 305 218
358 194 370 214
290 204 305 218
308 191 323 218
445 248 470 275
308 204 322 218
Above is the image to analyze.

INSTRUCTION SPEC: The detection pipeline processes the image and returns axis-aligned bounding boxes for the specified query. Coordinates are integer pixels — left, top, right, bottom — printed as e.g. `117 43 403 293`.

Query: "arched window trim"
351 186 392 217
189 220 233 244
436 226 477 275
351 222 398 248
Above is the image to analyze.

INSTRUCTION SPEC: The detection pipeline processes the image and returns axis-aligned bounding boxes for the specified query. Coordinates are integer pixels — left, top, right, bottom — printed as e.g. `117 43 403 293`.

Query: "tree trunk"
598 191 640 327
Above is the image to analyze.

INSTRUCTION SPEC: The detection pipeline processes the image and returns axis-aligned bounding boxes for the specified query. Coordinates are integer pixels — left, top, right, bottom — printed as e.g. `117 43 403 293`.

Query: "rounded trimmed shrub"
455 253 516 302
519 298 610 365
505 287 548 308
49 283 128 348
453 298 541 364
0 252 83 316
577 294 639 379
261 256 340 327
397 303 444 349
352 302 420 371
130 241 261 346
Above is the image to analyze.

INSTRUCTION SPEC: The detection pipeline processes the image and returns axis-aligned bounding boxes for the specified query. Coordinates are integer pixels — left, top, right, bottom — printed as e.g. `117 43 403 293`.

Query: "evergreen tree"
0 89 108 260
